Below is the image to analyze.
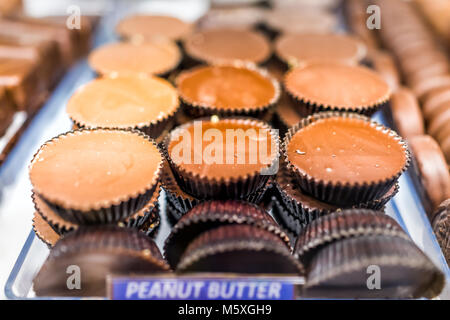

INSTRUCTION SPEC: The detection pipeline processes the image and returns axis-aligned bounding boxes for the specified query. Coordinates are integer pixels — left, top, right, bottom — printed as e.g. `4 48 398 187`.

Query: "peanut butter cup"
183 28 271 65
33 226 170 297
116 15 193 42
284 63 391 116
66 76 179 139
29 129 162 224
164 200 290 269
294 209 409 265
176 64 280 118
304 235 444 299
88 41 181 78
273 164 399 235
275 33 366 68
283 112 409 206
177 224 304 275
264 10 337 36
164 117 279 199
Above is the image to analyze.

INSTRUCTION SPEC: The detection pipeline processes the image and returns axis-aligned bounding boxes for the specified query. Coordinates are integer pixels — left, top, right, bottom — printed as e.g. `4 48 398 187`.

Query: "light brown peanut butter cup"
116 15 193 42
164 117 279 200
284 63 391 116
283 112 409 206
29 129 163 224
176 63 280 118
183 28 271 65
275 33 366 68
88 41 181 78
66 76 179 139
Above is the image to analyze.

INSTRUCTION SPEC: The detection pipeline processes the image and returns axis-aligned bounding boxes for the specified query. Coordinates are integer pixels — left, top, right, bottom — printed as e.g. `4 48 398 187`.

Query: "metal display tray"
2 1 450 300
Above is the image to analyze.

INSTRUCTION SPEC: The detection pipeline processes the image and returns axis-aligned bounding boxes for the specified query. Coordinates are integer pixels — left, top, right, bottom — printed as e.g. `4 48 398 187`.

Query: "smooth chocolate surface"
67 76 178 128
177 65 277 111
88 41 181 77
275 33 366 67
168 118 276 179
184 28 271 64
409 135 450 212
390 87 424 139
30 129 162 211
286 116 407 184
116 15 193 41
284 63 390 110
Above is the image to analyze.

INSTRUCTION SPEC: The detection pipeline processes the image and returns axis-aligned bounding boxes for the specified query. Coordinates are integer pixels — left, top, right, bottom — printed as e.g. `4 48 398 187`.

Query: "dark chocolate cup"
294 208 409 266
175 62 280 119
176 224 304 275
30 128 163 225
163 200 291 269
70 107 179 141
283 112 410 207
163 117 280 200
303 235 445 299
33 226 170 297
273 165 399 234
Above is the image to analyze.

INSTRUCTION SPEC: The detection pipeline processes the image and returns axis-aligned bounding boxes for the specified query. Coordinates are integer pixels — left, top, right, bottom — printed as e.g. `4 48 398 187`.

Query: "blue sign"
109 276 297 300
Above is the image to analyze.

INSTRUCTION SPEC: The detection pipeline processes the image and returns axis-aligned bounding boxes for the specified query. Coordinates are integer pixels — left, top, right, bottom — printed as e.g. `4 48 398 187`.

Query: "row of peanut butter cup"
27 13 443 299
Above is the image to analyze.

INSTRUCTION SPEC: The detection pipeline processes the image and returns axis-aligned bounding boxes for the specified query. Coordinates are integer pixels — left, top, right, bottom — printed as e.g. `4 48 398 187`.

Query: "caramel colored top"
88 41 180 77
67 76 178 128
285 63 390 109
287 117 406 184
116 15 193 41
168 119 276 179
30 130 162 211
33 212 60 246
275 33 366 67
265 10 337 34
177 65 277 110
183 28 271 64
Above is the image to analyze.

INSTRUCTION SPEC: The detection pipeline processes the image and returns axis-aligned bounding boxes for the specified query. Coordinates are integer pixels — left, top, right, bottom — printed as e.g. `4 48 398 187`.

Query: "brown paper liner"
270 195 305 237
273 165 399 234
161 159 273 216
33 226 170 297
163 200 290 269
32 184 161 236
175 62 280 119
177 224 304 275
30 128 163 225
303 235 445 299
164 117 280 200
294 208 409 266
283 112 410 206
